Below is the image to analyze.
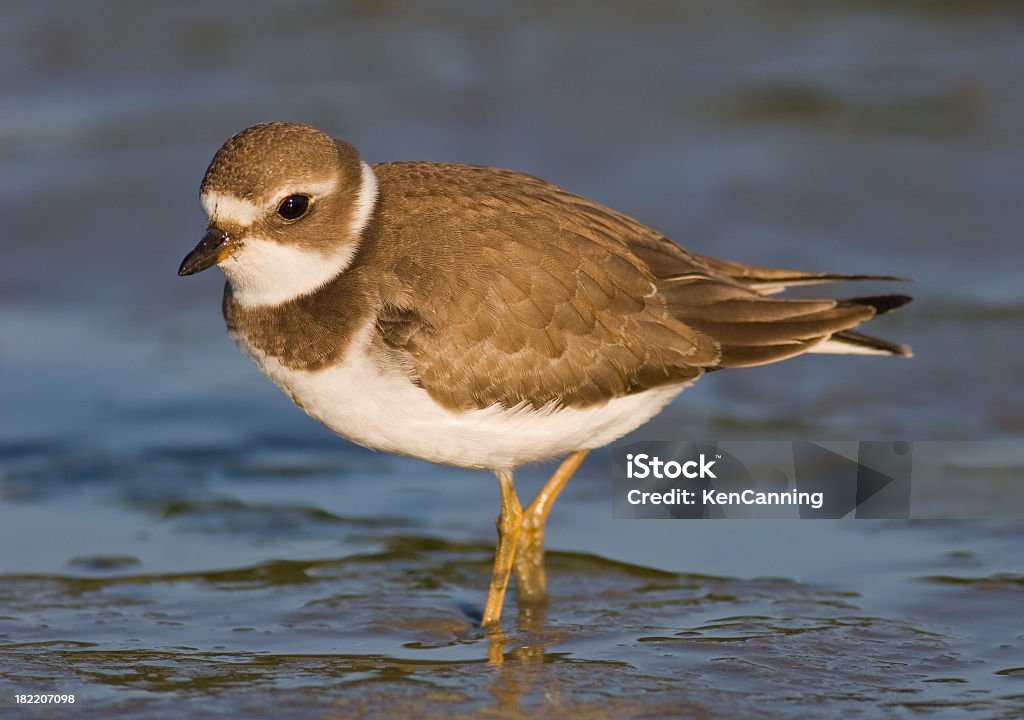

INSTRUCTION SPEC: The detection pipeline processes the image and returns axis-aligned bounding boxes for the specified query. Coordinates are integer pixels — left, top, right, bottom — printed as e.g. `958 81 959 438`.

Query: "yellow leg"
481 468 523 627
514 450 589 602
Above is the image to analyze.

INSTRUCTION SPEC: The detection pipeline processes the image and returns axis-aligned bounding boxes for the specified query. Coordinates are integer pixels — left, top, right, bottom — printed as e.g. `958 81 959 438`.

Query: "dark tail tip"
846 294 913 316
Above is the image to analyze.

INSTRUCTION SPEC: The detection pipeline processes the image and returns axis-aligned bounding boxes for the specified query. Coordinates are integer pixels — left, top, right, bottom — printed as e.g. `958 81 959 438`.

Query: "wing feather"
369 163 910 410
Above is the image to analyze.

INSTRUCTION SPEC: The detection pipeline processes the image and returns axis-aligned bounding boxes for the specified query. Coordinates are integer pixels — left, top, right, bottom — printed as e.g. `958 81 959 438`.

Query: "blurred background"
2 2 1023 718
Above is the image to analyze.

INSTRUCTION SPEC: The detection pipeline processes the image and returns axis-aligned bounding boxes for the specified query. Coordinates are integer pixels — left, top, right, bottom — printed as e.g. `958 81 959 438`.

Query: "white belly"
234 328 689 470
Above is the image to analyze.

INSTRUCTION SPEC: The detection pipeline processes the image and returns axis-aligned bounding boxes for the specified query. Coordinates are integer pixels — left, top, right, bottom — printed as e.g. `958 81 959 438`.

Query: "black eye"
277 194 310 220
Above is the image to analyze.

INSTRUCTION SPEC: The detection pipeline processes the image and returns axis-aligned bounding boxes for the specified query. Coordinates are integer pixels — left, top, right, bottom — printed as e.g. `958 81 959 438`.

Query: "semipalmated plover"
179 122 911 626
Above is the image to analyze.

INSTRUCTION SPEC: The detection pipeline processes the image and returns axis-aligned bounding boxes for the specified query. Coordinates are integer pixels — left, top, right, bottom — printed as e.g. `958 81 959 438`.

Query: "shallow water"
2 2 1024 718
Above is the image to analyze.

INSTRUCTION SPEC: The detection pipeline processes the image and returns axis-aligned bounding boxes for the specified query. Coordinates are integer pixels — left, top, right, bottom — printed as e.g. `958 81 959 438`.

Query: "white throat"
210 162 378 308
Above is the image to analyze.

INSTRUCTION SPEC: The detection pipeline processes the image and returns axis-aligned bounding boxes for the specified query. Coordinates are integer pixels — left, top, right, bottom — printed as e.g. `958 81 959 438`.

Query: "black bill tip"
179 227 230 276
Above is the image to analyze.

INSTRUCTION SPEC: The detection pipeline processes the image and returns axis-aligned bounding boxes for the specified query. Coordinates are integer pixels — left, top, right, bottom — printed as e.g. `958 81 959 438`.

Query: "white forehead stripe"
290 178 339 201
201 191 260 226
201 180 339 228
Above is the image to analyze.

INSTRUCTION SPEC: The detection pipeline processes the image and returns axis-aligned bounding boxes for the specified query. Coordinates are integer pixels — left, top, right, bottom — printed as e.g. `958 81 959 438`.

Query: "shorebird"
179 122 911 626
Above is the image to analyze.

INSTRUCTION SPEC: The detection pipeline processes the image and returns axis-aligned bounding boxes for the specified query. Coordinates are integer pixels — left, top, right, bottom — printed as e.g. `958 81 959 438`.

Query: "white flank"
233 321 689 470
